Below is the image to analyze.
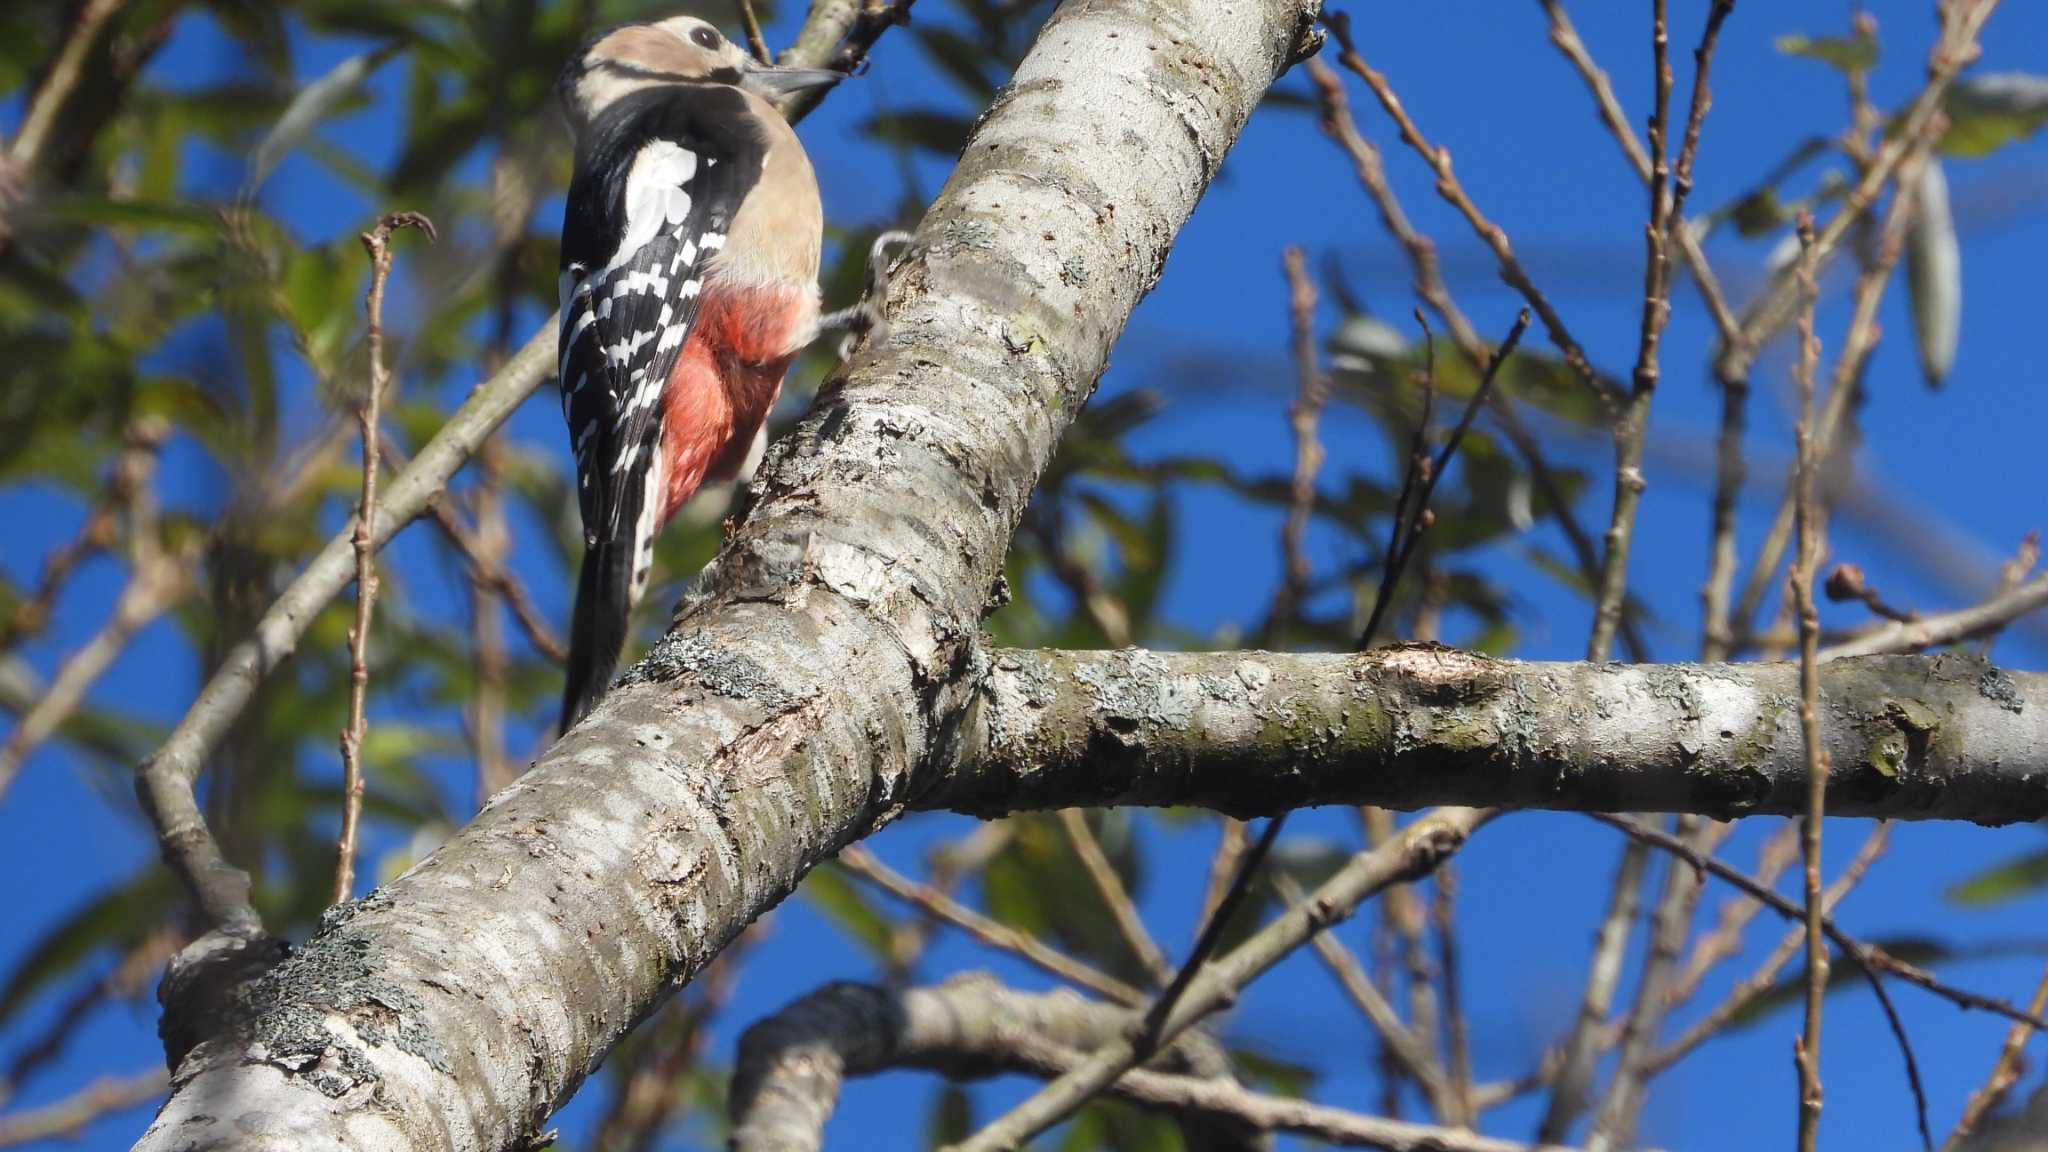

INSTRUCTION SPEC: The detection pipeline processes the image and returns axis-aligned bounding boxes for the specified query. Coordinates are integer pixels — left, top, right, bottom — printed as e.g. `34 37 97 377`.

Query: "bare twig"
1535 0 1741 342
1943 962 2048 1151
1593 815 1936 1146
734 0 772 63
1265 247 1328 643
1730 119 1945 706
776 0 916 121
334 211 433 905
1537 837 1648 1143
1301 51 1646 660
0 500 115 653
1587 0 1733 663
1979 531 2042 658
1820 571 2048 661
944 808 1492 1152
1665 820 1801 1011
420 489 566 665
1361 310 1532 649
1276 872 1453 1115
1789 211 1829 1152
1717 0 1998 382
1058 809 1173 986
1649 823 1890 1075
1823 563 1916 624
1325 12 1614 409
1587 819 1730 1150
1432 864 1473 1127
837 845 1144 1007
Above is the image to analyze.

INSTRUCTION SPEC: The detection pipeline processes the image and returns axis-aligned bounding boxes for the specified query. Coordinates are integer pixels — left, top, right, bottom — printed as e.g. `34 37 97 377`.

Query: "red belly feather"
658 283 808 523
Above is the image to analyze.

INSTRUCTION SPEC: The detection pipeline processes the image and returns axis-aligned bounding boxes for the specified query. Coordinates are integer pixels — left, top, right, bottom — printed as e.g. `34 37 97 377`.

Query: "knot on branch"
156 925 290 1069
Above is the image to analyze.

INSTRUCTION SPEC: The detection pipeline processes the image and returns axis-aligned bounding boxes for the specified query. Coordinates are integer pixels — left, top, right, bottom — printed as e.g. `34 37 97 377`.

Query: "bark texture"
131 1 1319 1148
941 647 2048 824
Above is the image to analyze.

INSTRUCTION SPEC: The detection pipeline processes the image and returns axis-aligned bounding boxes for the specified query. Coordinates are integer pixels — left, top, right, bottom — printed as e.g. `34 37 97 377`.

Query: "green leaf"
1940 73 2048 158
804 864 897 959
1730 187 1787 237
245 42 404 193
1946 848 2048 906
1775 32 1877 74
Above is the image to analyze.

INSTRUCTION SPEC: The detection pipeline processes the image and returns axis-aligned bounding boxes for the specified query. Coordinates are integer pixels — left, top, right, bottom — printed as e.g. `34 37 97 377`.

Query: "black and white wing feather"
558 92 753 544
555 87 762 732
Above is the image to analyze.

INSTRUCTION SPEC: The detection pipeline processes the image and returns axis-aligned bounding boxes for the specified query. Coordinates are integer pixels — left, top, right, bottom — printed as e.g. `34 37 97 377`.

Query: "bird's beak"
738 58 842 97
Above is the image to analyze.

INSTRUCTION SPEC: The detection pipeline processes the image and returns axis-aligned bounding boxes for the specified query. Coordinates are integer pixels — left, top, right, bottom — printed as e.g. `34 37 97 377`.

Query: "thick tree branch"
132 2 1319 1148
936 648 2048 824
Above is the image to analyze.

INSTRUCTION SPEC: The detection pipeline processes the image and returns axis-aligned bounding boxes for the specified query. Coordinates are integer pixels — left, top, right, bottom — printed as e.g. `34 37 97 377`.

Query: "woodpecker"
555 17 837 731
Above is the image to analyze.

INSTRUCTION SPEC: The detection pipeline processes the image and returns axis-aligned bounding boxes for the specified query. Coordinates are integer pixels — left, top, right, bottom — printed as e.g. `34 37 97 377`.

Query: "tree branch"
132 2 1320 1147
731 975 1589 1152
938 648 2048 824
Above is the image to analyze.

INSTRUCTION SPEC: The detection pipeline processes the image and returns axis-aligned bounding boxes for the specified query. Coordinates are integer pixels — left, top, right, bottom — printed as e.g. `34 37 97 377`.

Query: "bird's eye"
690 26 721 50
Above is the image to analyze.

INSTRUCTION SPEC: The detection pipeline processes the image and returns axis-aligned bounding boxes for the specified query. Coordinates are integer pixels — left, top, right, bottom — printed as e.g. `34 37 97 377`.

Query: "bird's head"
558 15 841 137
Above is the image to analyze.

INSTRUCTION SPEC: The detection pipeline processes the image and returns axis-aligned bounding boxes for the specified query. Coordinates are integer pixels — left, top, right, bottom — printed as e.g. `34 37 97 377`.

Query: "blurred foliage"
3 1 2045 1148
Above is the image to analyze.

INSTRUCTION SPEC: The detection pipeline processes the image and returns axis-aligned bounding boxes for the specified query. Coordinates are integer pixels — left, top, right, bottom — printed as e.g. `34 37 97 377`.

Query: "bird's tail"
560 537 634 735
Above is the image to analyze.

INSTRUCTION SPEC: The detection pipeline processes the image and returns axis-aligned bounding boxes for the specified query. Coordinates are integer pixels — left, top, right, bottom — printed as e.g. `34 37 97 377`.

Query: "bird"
553 16 838 732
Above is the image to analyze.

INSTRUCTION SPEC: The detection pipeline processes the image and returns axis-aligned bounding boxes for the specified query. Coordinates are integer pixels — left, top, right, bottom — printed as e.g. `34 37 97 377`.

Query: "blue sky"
6 1 2048 1148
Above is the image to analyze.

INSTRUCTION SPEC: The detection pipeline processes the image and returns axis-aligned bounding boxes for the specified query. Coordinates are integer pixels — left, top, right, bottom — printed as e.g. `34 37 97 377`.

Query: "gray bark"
130 1 1321 1148
937 647 2048 824
729 975 1258 1152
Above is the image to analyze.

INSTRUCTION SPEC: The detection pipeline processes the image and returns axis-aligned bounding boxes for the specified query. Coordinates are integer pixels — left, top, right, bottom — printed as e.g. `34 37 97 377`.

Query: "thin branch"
1789 211 1831 1152
1665 820 1802 1012
1301 51 1645 660
1058 809 1173 986
1594 815 1939 1146
4 0 128 173
1275 872 1454 1115
334 211 432 905
0 1068 165 1147
1586 818 1729 1150
1717 0 1997 383
1264 246 1328 644
734 0 772 63
735 976 1557 1152
1730 115 1946 717
1821 571 2048 662
1648 823 1891 1075
1942 961 2048 1151
421 488 567 665
1325 12 1616 410
1431 866 1473 1127
0 421 181 800
1587 0 1732 663
945 809 1492 1152
1362 310 1531 649
1536 836 1648 1143
776 0 917 121
1534 0 1741 346
0 496 116 653
837 845 1145 1007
